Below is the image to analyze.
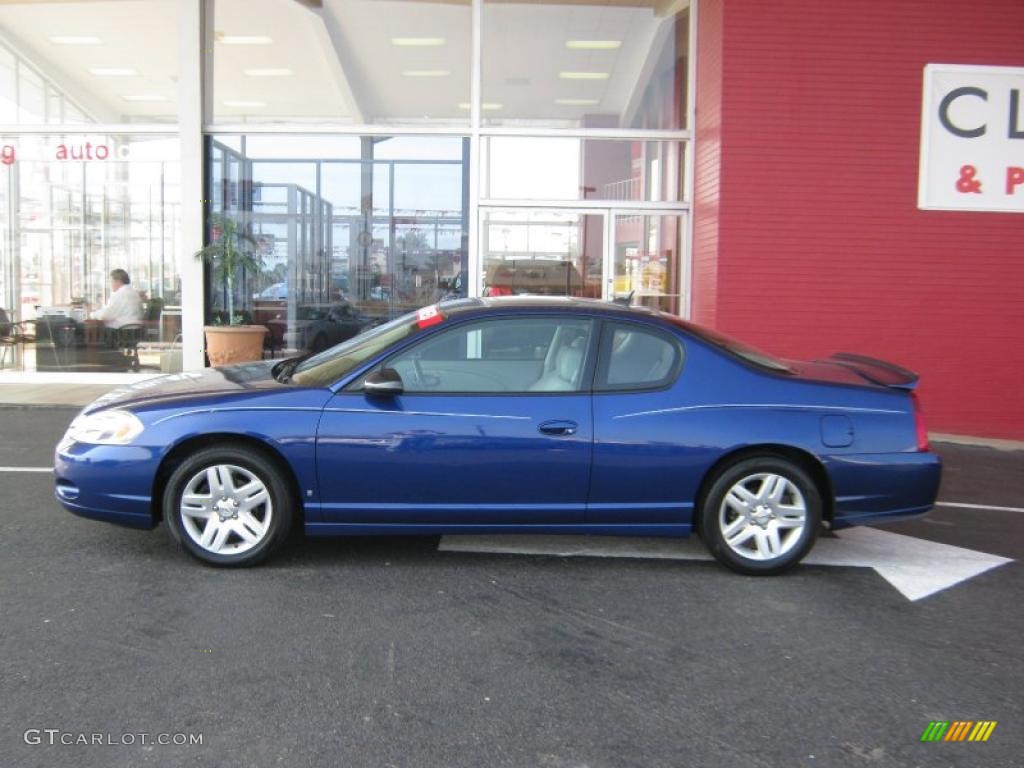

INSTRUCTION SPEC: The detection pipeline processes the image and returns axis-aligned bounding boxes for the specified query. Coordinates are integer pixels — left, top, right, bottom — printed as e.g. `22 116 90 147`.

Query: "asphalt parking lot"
1 406 1021 768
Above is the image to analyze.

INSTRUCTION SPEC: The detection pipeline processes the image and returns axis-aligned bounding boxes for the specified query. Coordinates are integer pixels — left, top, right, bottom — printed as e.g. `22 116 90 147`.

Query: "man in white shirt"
93 269 144 330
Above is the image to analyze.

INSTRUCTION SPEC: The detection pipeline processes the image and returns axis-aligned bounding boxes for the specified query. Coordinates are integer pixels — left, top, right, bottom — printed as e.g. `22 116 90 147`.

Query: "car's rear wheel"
163 445 293 566
700 456 821 575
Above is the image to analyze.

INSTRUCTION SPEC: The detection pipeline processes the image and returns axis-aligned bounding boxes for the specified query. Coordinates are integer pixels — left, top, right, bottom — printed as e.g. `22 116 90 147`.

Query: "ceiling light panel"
121 94 168 102
49 36 101 45
402 70 450 78
89 68 137 77
565 40 622 50
243 68 292 77
218 35 273 45
558 71 610 80
391 37 446 47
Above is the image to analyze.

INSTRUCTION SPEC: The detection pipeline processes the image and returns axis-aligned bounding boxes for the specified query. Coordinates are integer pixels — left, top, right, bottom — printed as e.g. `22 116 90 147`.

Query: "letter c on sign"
938 86 987 138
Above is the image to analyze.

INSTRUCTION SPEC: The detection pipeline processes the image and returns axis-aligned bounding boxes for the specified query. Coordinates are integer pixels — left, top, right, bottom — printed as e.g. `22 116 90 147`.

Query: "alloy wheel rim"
180 464 273 556
718 472 807 561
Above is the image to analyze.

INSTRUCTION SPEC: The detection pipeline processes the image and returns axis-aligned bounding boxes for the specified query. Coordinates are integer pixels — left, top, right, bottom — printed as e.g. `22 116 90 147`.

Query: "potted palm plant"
195 214 268 366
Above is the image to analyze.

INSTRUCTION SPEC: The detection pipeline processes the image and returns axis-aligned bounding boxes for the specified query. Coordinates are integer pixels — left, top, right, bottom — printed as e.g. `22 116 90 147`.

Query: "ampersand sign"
955 165 982 194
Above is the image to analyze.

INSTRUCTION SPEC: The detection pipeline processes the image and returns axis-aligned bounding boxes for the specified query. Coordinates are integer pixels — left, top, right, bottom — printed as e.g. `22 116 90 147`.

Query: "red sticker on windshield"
416 305 443 329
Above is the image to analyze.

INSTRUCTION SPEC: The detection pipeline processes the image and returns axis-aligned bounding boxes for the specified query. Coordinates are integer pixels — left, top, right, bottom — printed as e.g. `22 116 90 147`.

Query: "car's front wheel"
163 445 293 566
700 456 821 575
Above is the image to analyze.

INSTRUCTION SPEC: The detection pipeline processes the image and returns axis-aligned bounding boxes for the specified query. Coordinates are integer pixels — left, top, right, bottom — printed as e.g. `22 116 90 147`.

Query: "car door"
589 319 698 525
315 314 596 526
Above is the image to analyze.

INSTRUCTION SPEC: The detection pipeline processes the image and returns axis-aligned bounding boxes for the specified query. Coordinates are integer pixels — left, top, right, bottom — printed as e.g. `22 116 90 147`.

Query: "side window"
384 316 594 394
596 322 682 392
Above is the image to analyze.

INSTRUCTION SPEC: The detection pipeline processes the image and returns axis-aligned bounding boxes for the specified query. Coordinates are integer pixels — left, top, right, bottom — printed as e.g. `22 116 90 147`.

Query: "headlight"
64 409 145 445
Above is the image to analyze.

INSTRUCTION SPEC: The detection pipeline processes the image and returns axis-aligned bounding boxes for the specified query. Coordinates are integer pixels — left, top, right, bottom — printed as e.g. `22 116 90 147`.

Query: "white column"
178 0 206 370
467 0 482 297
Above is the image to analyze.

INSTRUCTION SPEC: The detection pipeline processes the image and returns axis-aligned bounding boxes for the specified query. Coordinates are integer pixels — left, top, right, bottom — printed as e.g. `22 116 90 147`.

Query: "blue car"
54 298 941 574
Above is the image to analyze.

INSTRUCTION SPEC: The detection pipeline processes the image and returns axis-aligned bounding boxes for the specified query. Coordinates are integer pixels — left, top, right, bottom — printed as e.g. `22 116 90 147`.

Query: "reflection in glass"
613 213 684 314
483 0 689 129
207 135 469 358
481 210 603 299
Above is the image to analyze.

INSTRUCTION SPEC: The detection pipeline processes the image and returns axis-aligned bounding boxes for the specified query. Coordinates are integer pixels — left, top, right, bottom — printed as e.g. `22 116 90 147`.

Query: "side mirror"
364 368 403 397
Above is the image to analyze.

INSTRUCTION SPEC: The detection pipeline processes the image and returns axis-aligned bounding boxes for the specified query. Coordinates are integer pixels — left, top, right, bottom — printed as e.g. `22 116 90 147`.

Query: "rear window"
662 315 793 373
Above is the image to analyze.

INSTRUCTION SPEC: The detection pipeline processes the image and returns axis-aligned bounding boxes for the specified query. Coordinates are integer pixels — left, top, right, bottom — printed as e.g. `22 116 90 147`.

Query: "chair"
113 323 146 372
264 320 286 359
0 309 34 370
143 297 165 341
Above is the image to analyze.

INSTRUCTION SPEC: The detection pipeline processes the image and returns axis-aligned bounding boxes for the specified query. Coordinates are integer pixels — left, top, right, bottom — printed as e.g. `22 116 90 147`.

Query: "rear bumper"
824 451 942 529
54 439 160 529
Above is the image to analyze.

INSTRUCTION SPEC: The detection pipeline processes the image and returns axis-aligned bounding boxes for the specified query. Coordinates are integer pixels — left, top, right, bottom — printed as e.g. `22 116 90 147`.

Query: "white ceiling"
0 0 686 127
0 0 180 122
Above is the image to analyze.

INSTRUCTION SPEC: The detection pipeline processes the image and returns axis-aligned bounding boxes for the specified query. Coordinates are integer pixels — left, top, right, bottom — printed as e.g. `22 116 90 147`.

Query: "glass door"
609 212 686 314
479 208 604 299
478 207 687 313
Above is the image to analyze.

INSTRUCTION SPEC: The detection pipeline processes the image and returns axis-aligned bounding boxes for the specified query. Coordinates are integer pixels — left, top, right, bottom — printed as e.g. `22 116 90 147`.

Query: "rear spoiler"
822 352 920 390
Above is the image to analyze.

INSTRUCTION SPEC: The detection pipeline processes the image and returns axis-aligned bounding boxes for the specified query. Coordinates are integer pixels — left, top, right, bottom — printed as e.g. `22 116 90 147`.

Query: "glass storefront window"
211 0 470 126
0 135 182 373
481 209 604 299
483 0 689 129
0 1 180 123
207 135 468 357
483 137 686 202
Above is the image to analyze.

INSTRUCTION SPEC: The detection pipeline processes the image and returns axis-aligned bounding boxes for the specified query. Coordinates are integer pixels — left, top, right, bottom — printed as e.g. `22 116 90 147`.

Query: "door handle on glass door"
538 420 578 436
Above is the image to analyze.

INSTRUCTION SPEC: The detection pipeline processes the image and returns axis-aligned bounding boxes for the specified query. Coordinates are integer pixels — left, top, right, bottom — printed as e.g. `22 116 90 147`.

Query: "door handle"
538 419 578 436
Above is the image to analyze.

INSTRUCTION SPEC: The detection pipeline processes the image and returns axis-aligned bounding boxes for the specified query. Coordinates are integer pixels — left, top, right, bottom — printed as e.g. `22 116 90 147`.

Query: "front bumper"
54 439 161 529
825 450 942 528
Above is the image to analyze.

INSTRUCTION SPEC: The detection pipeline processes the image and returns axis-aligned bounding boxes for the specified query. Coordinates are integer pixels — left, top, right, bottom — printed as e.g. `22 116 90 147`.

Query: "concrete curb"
929 432 1024 452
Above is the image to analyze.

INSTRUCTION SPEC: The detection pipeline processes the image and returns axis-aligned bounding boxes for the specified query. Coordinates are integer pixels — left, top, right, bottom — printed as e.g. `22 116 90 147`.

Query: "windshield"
290 311 423 388
663 315 794 373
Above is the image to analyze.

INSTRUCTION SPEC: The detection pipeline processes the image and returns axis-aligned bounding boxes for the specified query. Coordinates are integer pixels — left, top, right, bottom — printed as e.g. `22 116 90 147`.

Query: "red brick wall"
694 0 1024 439
691 0 724 328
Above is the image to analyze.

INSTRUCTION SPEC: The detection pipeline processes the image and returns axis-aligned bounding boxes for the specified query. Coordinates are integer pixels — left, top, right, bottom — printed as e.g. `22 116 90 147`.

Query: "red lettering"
1 145 14 165
95 145 109 160
955 165 982 194
1006 167 1024 195
56 144 68 160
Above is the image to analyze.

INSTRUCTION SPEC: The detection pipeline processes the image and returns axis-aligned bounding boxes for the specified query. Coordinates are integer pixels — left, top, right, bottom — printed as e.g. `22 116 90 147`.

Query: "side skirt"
305 523 693 537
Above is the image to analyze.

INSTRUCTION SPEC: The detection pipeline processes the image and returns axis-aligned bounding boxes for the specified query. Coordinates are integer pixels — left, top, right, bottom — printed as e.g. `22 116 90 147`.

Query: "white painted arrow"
439 527 1013 602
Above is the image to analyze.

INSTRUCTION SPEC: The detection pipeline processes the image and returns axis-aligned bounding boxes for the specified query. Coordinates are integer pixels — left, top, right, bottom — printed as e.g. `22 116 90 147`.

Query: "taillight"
911 392 929 451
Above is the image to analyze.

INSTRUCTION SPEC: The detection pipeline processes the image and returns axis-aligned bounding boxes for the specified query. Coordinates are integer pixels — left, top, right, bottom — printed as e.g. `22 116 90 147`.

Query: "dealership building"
0 0 1021 438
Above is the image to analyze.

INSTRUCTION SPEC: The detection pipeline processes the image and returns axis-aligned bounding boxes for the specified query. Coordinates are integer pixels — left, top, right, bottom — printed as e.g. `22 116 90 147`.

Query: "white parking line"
936 501 1024 514
0 467 52 473
439 528 1013 601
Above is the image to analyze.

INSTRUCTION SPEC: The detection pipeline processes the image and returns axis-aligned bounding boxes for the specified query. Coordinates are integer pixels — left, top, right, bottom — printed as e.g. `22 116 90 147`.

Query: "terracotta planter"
204 325 267 366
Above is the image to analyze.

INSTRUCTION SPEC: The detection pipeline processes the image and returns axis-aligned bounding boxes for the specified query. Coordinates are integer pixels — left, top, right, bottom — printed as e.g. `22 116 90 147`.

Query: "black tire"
163 444 293 567
700 455 822 575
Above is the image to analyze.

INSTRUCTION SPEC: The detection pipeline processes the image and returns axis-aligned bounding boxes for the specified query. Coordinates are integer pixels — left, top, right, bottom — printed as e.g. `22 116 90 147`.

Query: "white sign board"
918 64 1024 212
